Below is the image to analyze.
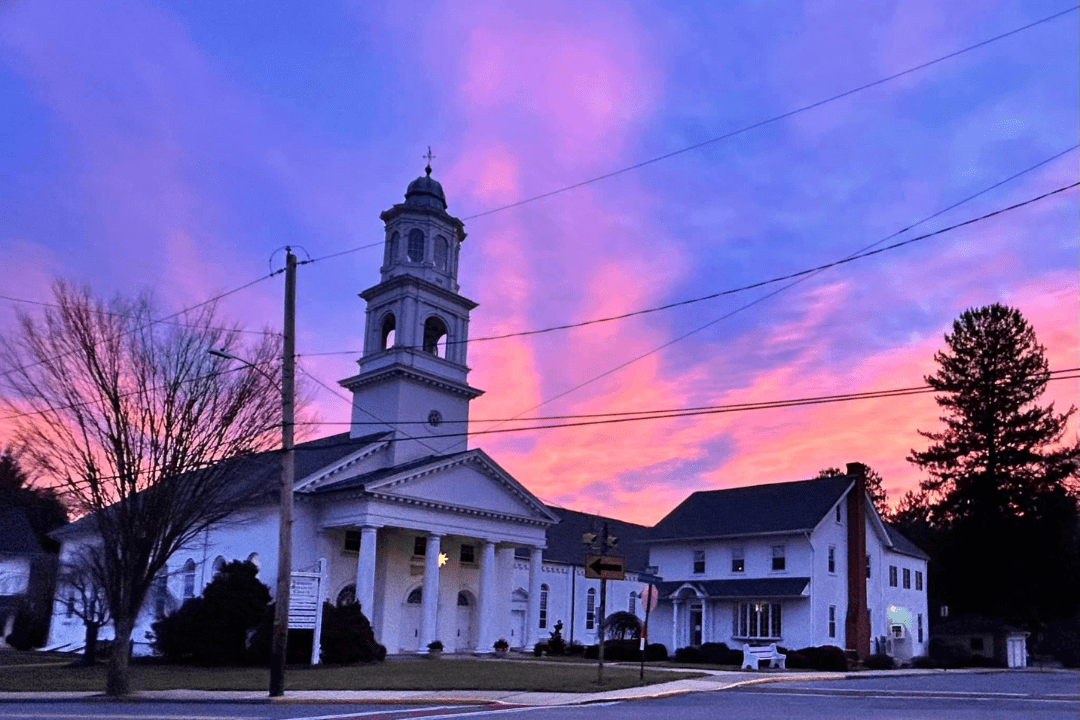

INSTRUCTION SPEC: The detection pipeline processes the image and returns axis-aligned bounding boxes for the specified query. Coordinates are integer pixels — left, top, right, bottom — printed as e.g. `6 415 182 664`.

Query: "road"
0 671 1075 720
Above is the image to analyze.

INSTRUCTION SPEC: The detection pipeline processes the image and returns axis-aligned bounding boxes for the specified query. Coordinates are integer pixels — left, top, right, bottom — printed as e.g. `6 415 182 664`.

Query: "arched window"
423 316 448 357
154 565 169 618
212 556 225 576
406 587 423 604
182 559 196 599
586 588 597 630
407 229 425 262
457 591 470 607
385 231 399 266
629 591 637 615
381 314 396 350
246 553 261 575
539 584 549 629
337 584 357 607
434 235 449 271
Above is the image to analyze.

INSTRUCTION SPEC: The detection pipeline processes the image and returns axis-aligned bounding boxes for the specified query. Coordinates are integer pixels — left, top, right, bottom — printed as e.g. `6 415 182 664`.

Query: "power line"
459 6 1078 221
297 170 1079 358
0 293 277 336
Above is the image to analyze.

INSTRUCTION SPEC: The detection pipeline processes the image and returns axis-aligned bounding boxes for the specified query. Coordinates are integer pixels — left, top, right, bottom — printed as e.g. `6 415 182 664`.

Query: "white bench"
742 643 786 670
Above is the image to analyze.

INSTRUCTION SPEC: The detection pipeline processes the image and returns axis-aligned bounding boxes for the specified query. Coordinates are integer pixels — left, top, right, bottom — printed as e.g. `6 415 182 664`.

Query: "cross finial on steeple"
423 146 436 176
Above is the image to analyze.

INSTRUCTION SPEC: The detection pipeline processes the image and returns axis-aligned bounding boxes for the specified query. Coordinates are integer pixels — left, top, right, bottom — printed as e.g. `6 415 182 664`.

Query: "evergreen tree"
907 303 1079 624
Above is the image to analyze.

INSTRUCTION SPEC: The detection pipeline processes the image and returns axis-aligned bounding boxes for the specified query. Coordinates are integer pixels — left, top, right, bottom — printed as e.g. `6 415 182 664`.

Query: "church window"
628 591 636 615
407 229 425 262
413 536 427 557
154 566 169 618
66 595 75 618
337 584 357 607
539 584 549 629
460 544 475 564
406 588 422 604
828 605 836 638
385 231 399 266
212 556 225 576
182 559 196 599
586 588 596 629
828 545 836 574
345 530 361 552
428 410 443 427
247 553 260 573
423 316 448 357
381 314 396 350
457 592 470 606
435 235 449 270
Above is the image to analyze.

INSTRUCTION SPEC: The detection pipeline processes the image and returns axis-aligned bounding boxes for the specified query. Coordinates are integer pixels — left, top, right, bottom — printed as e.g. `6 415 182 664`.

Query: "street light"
208 247 296 698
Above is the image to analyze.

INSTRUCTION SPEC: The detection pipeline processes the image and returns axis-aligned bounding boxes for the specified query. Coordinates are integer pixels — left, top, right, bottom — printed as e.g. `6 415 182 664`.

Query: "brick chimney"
844 461 871 659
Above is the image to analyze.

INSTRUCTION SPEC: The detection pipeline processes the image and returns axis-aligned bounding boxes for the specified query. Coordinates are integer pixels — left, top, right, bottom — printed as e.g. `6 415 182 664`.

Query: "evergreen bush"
320 602 386 664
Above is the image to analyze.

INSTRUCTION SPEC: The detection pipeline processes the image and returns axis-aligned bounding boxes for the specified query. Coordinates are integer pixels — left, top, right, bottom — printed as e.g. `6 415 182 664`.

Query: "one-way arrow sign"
585 554 625 580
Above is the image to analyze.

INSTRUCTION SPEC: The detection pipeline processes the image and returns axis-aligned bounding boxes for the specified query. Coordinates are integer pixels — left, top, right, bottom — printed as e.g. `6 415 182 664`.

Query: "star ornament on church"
438 552 448 568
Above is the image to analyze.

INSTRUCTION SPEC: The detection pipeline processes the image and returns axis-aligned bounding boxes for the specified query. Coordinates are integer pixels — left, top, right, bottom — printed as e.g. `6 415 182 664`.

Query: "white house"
646 465 929 660
47 168 928 662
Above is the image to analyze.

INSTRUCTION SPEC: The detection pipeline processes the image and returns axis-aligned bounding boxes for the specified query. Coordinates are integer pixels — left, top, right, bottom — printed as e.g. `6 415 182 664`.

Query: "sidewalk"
4 666 1059 707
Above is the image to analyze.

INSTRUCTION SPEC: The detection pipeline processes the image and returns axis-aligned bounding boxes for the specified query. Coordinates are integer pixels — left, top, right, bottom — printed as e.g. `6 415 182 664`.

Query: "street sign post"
585 554 625 580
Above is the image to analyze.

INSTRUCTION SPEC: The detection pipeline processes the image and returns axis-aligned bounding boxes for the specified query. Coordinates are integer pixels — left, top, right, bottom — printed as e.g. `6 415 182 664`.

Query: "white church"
48 168 928 662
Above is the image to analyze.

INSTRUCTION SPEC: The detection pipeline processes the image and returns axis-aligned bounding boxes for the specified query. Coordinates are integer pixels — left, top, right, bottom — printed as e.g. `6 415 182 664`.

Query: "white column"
420 533 441 650
354 526 378 616
672 600 680 649
701 600 709 643
476 540 496 653
526 546 543 647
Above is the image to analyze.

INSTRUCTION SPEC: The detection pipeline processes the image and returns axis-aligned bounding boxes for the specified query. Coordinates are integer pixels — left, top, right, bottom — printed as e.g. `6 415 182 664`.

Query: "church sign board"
585 554 625 580
288 558 327 664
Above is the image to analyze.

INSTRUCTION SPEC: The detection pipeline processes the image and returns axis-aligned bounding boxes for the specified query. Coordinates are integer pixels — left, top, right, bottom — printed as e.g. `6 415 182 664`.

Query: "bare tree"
55 548 111 665
0 282 284 696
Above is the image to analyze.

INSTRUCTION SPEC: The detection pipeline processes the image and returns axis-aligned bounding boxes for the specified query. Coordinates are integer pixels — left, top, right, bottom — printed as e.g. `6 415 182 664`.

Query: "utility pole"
597 522 609 686
269 248 297 698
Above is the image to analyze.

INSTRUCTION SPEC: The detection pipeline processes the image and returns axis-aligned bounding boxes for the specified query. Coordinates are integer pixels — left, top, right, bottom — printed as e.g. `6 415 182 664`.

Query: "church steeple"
340 167 482 465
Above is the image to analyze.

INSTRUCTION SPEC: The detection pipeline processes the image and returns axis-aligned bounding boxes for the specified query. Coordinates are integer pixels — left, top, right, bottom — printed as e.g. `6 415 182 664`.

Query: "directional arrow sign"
585 554 625 580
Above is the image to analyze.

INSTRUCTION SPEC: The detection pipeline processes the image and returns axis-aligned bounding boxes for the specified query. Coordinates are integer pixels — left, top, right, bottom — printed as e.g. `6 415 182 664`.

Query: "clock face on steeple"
427 410 443 428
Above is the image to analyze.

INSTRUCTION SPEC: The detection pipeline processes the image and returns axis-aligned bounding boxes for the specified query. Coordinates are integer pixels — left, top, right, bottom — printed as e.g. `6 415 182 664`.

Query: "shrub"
4 602 49 650
673 646 707 664
151 560 270 664
863 653 895 670
910 655 936 669
566 641 586 656
781 645 848 671
494 638 509 652
644 643 668 661
427 640 444 652
317 602 386 664
533 642 547 657
700 642 743 665
547 620 566 655
1038 617 1080 668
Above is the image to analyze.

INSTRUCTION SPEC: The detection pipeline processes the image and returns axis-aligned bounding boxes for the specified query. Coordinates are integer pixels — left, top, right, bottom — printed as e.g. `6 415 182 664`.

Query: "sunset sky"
1 1 1076 525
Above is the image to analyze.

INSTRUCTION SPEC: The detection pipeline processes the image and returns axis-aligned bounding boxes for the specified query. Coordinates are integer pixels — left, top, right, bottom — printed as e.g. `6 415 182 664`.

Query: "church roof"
651 474 853 541
538 506 652 572
404 169 447 210
308 450 471 494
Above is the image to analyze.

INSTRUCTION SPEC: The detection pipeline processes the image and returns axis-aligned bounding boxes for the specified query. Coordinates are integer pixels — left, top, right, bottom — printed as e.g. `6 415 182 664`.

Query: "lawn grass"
0 655 704 693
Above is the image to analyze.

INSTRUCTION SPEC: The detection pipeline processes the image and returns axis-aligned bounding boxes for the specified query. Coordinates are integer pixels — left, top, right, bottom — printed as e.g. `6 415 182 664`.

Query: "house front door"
690 603 703 646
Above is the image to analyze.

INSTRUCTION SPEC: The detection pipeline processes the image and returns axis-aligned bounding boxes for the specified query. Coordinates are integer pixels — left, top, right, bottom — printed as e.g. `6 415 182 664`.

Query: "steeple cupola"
340 166 482 465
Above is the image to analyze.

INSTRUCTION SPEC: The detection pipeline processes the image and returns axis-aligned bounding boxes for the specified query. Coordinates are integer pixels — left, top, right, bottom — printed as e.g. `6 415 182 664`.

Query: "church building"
47 167 928 662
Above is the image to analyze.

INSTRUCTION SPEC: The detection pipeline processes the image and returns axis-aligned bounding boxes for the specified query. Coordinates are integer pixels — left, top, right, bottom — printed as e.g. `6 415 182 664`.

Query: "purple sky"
1 0 1077 524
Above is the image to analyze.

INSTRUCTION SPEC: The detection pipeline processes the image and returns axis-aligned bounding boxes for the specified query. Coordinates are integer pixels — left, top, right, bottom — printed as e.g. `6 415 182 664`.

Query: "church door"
456 591 476 651
401 587 422 652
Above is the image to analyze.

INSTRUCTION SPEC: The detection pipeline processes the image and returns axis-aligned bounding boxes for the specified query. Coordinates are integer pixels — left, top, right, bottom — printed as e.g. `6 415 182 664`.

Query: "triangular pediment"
363 450 559 525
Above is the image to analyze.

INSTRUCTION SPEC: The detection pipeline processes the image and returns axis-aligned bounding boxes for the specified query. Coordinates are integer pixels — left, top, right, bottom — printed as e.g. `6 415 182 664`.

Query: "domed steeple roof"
405 165 447 210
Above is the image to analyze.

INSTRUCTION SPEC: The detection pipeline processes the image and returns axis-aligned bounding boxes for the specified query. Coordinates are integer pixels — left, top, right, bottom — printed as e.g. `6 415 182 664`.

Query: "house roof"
655 577 811 599
884 524 930 560
538 506 652 572
651 474 853 541
0 508 44 555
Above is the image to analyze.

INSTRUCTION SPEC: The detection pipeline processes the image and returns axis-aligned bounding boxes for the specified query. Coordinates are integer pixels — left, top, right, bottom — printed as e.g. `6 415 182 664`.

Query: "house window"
586 588 596 629
866 554 871 579
903 568 911 589
407 228 425 262
827 546 836 574
182 559 196 599
435 235 449 270
771 545 786 572
413 536 426 557
731 547 744 573
539 584 549 629
734 602 782 639
344 530 361 552
629 592 636 615
836 504 842 523
460 544 475 564
915 571 923 591
828 605 836 638
917 613 924 643
889 565 898 587
692 550 706 574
